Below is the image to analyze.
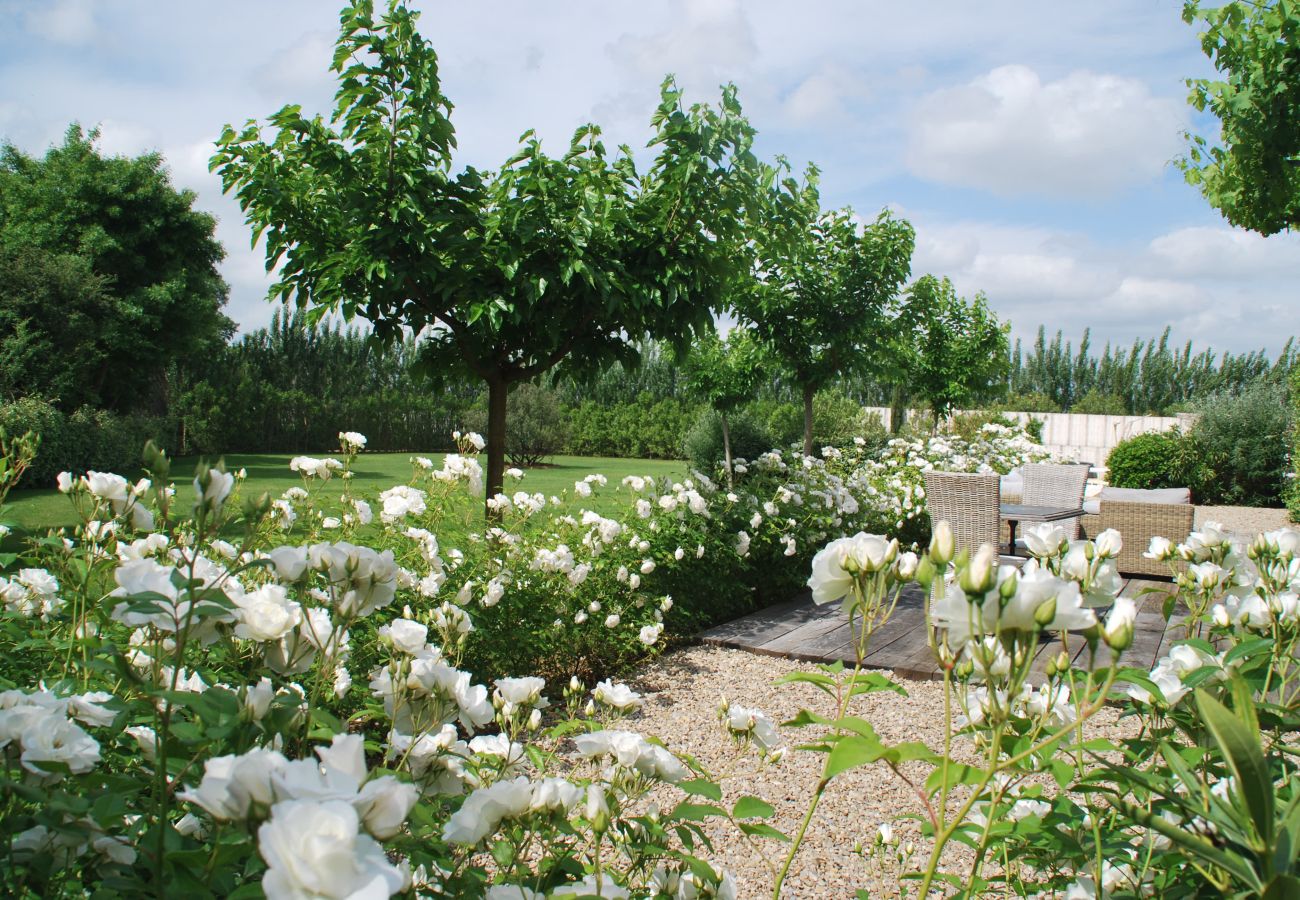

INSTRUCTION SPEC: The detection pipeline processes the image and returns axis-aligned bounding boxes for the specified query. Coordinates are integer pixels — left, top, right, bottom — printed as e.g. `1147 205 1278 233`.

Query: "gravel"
608 507 1291 897
626 644 1129 899
1195 505 1290 538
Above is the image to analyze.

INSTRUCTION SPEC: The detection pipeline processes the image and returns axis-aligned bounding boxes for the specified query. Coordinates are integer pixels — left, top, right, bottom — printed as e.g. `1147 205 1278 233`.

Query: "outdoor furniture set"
923 465 1194 577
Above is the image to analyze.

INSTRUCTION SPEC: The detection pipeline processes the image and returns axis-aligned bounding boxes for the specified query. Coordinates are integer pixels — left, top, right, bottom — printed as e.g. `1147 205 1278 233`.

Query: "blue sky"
1 0 1297 356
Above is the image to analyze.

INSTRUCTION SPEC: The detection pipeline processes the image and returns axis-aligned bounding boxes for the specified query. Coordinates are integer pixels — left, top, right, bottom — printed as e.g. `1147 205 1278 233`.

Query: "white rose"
258 799 405 899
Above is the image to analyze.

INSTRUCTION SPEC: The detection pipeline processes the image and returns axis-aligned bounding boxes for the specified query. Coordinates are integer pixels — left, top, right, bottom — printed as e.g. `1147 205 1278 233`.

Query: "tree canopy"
1179 0 1300 234
0 125 231 412
735 162 914 455
212 0 759 506
891 275 1009 425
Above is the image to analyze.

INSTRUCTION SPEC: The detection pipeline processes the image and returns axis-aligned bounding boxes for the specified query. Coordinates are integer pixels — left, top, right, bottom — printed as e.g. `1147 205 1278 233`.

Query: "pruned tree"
735 162 914 456
892 275 1009 427
682 326 764 484
212 0 758 512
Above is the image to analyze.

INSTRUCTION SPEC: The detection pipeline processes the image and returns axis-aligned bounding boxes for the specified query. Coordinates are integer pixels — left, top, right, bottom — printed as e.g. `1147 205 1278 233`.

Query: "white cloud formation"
608 0 758 87
1147 226 1300 278
906 65 1185 198
907 213 1298 354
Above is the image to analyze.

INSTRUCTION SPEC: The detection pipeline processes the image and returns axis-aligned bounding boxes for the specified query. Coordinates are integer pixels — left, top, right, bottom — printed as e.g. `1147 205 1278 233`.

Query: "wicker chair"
1080 500 1195 577
1020 463 1091 539
923 471 1001 554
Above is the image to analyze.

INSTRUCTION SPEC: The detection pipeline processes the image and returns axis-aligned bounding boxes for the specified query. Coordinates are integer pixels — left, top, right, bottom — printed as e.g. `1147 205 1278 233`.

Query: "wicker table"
999 504 1085 555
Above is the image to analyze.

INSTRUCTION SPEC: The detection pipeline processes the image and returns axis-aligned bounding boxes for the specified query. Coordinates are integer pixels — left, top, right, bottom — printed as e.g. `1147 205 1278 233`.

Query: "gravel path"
1195 505 1290 538
626 645 1129 899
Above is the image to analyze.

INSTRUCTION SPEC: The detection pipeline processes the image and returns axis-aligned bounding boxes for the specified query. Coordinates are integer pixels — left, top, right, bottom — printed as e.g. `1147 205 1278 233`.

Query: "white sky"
1 0 1297 356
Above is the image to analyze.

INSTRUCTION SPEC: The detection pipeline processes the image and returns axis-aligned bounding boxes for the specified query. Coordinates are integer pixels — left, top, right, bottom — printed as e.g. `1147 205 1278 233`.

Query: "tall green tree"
893 275 1009 427
212 0 758 510
1180 0 1300 234
0 125 231 412
682 326 763 483
736 163 914 456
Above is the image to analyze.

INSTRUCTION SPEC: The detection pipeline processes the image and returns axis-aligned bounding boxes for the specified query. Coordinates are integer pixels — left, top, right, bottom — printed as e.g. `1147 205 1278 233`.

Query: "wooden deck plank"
697 570 1184 681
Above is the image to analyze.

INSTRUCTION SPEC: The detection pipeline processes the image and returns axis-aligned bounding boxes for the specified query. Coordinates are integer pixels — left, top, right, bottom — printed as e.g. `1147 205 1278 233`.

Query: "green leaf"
824 733 886 780
733 796 775 819
670 802 728 822
679 779 723 802
740 822 791 842
1196 688 1274 847
782 709 834 728
924 763 987 795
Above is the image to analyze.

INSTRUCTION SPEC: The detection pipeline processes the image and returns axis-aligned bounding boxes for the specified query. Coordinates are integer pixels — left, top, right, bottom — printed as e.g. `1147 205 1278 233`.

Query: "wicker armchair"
1020 463 1091 539
1080 500 1195 577
923 471 1001 554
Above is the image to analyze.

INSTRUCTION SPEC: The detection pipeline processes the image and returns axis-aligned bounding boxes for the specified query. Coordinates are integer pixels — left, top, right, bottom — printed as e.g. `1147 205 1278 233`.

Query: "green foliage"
682 328 764 416
1180 0 1300 234
1289 365 1300 522
684 409 777 473
1106 431 1198 491
212 0 760 502
993 392 1059 414
179 310 480 455
890 275 1009 423
0 396 174 487
564 394 699 460
736 163 914 454
1188 380 1292 506
502 384 567 467
0 125 231 413
1069 389 1127 415
1009 326 1294 414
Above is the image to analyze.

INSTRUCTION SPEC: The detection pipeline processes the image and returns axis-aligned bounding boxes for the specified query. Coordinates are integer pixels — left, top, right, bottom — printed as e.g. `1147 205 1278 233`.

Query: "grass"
2 452 687 535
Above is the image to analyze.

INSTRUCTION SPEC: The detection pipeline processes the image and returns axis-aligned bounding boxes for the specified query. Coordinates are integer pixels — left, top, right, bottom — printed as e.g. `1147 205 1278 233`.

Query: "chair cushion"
1000 470 1023 500
1098 486 1192 505
1083 499 1100 515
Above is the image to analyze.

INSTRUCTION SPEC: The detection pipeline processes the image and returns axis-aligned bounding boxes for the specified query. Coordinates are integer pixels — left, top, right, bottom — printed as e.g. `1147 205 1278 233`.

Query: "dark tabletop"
999 504 1084 521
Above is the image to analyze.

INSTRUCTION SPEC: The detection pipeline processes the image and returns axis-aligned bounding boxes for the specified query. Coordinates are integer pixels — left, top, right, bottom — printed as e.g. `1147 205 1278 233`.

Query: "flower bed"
17 424 1287 897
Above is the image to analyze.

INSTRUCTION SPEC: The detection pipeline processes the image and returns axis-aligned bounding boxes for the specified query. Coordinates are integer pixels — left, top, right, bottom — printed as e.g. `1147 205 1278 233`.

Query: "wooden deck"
700 568 1185 682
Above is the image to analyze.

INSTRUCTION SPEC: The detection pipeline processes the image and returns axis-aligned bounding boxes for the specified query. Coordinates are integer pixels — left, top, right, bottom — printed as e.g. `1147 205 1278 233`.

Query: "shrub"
564 394 698 459
1188 380 1291 507
1069 390 1127 415
1105 430 1200 492
0 396 173 488
504 384 567 467
683 409 776 473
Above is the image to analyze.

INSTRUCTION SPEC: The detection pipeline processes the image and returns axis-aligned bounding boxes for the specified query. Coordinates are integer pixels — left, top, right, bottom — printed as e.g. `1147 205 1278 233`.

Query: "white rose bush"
1 419 1297 896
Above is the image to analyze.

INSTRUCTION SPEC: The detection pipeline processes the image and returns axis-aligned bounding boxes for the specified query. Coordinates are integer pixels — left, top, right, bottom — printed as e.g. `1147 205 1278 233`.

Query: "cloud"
251 30 336 102
607 0 758 88
1147 226 1300 278
905 214 1294 354
781 65 871 125
905 65 1185 198
23 0 96 46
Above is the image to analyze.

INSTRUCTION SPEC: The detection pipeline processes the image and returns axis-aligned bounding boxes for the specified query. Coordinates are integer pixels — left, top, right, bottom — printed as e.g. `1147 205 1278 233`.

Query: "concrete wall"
863 408 1196 469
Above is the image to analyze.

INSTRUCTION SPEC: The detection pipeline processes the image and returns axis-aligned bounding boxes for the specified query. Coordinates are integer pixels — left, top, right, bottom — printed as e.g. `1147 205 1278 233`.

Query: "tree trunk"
485 376 508 519
890 384 907 434
802 383 815 458
720 410 733 487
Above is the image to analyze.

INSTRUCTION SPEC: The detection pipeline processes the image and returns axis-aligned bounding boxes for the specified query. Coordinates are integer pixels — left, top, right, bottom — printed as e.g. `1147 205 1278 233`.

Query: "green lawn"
3 453 687 535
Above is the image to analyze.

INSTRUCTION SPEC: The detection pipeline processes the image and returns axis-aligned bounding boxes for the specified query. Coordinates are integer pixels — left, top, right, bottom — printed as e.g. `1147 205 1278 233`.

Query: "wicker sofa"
1078 487 1195 577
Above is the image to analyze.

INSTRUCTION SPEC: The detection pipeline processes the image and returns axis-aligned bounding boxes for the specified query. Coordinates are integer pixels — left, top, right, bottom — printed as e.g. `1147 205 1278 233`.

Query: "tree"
212 0 758 511
736 163 914 456
682 326 763 484
1179 0 1300 234
0 125 232 412
892 275 1009 427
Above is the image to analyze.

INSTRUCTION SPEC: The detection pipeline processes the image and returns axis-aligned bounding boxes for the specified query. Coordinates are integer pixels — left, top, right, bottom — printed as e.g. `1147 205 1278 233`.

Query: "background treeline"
1005 326 1296 415
4 307 1294 484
